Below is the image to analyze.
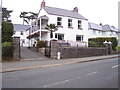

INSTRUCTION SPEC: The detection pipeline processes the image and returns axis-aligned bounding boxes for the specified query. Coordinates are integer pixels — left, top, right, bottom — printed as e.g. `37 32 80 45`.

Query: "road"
2 58 119 88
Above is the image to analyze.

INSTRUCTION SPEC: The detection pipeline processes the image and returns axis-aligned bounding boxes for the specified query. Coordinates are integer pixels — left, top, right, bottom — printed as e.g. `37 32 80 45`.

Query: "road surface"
2 58 119 88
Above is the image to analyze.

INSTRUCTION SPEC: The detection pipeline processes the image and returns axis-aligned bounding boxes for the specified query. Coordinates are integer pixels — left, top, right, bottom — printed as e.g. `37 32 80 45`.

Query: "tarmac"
1 54 119 73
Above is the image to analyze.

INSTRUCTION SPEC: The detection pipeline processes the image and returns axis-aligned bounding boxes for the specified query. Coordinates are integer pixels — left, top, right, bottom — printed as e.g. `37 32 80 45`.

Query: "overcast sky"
2 0 119 28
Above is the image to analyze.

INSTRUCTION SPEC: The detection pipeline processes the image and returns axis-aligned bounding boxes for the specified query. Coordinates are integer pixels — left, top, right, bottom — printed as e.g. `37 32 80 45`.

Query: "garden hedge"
88 37 118 50
2 42 14 60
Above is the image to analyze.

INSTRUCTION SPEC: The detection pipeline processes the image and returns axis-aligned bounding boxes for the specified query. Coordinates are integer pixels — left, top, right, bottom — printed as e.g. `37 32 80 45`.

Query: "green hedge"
116 46 120 50
88 37 118 50
2 42 14 60
37 40 47 48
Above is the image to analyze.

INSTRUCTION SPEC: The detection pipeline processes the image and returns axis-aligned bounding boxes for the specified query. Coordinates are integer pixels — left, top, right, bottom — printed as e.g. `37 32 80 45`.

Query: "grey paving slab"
2 54 118 71
20 47 49 61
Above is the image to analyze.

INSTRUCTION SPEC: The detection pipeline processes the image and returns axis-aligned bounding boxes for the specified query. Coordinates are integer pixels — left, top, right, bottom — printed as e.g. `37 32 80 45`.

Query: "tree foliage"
2 7 13 22
2 21 14 43
19 11 38 24
45 24 58 38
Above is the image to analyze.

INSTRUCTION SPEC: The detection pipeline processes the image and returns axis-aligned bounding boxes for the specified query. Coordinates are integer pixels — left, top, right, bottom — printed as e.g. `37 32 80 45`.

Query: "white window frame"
55 33 64 40
57 17 62 26
78 20 82 29
68 19 72 27
76 35 84 41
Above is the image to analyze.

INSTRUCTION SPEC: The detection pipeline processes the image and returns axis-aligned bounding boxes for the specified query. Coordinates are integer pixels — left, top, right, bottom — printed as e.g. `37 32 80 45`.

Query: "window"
20 31 23 35
68 19 72 28
57 17 62 26
78 20 82 29
55 33 64 40
76 35 84 41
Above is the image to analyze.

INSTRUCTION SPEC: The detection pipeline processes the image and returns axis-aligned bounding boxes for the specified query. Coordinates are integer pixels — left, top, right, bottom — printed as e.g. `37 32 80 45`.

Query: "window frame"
57 17 62 27
55 33 64 40
20 31 24 35
78 20 82 29
76 35 84 41
68 19 73 28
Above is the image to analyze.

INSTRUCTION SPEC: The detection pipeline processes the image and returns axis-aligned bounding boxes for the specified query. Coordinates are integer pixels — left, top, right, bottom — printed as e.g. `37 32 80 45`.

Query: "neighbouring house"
88 22 119 39
24 0 120 47
13 24 30 47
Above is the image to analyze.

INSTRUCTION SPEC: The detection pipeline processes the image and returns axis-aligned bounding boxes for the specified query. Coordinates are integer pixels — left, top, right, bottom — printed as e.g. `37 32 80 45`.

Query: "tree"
2 7 13 43
19 11 38 25
2 21 13 43
2 7 13 22
19 12 29 24
45 24 58 38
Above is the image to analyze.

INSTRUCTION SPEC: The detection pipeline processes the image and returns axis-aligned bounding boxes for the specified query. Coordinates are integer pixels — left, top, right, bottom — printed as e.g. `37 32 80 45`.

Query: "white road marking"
112 65 119 68
43 76 81 87
43 79 70 87
44 71 98 87
87 71 98 76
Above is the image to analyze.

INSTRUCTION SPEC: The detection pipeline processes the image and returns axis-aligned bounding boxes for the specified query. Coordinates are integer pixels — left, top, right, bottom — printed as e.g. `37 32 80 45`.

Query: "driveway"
20 47 49 61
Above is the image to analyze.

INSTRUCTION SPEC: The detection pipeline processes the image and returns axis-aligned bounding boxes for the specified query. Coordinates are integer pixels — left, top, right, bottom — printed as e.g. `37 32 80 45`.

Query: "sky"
2 0 120 28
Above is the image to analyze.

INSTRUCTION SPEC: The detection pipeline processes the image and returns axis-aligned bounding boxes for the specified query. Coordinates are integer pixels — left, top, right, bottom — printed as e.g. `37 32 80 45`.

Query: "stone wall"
58 47 107 59
50 40 108 59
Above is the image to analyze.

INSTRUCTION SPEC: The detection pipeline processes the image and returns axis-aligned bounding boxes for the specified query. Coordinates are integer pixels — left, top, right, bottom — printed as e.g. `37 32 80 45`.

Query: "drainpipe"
39 18 41 41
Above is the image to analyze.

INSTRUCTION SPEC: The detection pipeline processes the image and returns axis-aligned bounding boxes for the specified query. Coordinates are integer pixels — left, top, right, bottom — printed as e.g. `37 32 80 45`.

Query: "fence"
57 40 87 47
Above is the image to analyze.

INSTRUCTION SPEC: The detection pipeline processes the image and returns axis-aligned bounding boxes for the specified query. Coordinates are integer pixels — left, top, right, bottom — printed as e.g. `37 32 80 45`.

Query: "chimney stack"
73 7 78 12
41 0 46 8
100 23 102 26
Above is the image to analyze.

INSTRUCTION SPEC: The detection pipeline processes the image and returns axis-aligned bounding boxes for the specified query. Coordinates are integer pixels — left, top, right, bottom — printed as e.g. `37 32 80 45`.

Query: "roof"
88 22 103 30
89 22 119 32
102 24 119 32
13 24 30 31
43 6 87 20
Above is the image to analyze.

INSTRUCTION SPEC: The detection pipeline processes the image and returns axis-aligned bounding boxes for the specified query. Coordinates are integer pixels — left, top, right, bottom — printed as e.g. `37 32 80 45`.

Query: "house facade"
13 24 30 47
24 1 119 47
26 1 89 47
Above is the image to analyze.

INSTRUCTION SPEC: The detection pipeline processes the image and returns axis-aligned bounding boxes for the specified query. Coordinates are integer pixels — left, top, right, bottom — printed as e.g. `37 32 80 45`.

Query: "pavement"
1 54 119 73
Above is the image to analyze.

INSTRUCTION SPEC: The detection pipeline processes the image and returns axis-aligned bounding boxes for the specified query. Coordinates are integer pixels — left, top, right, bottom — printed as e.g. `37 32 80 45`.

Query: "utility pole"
0 0 2 62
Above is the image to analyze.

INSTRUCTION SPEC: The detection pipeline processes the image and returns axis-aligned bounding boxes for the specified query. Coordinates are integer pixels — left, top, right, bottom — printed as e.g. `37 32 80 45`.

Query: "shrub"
37 40 46 48
2 21 13 43
88 37 118 50
2 42 14 60
116 46 120 50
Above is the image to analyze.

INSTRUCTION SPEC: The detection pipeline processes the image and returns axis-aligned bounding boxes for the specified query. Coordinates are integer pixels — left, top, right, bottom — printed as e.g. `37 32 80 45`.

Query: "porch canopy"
40 15 49 20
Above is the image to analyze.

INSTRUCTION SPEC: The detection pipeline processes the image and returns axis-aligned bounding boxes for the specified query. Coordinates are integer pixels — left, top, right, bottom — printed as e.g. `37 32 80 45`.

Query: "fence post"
13 37 20 60
50 40 59 59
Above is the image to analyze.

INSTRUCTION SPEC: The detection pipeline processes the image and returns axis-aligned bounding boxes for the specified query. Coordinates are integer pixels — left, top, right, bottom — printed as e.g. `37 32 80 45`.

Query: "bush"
116 46 120 50
88 37 118 50
37 40 46 48
2 21 13 43
2 42 14 60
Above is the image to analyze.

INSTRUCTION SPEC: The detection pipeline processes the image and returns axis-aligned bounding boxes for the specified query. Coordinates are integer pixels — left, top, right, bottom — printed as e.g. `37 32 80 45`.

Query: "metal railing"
57 40 87 47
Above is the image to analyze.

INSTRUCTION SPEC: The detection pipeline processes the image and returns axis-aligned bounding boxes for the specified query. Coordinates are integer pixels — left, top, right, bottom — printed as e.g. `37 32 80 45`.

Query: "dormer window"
78 20 82 29
57 17 62 26
68 19 73 28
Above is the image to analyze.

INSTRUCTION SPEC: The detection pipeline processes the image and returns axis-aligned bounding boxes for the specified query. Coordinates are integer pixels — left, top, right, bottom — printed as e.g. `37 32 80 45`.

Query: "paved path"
2 54 118 73
20 47 49 61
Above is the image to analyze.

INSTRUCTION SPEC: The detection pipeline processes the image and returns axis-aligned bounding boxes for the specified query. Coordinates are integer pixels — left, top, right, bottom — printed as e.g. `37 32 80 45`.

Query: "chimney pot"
73 7 78 12
41 1 46 8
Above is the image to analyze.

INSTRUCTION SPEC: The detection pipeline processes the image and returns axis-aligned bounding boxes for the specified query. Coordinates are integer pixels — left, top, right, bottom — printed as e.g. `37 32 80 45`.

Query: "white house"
26 0 89 47
25 1 119 47
13 24 30 47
